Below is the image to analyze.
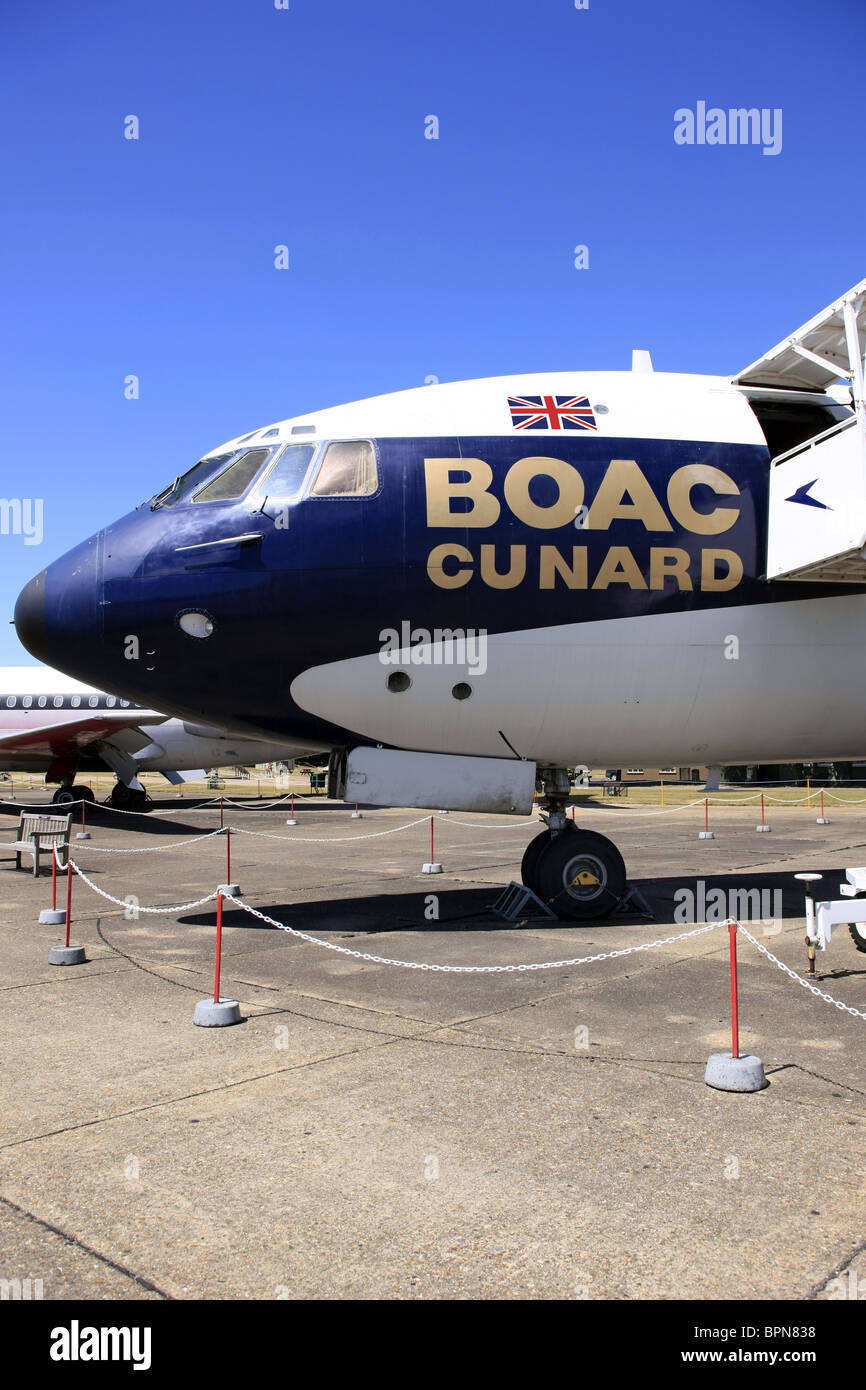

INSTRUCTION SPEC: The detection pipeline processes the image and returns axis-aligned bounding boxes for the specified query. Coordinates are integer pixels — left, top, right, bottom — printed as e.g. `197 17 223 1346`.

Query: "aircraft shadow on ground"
177 870 866 957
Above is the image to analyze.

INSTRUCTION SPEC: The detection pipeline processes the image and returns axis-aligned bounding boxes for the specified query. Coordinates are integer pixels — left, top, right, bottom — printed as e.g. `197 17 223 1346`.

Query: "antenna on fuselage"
631 349 654 373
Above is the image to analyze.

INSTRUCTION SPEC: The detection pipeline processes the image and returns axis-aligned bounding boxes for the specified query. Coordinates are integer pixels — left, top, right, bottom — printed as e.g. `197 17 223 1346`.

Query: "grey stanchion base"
76 831 91 840
351 811 363 819
194 997 241 1027
219 883 240 898
816 817 831 825
49 944 87 966
698 830 715 839
39 908 66 925
705 1052 768 1092
422 862 443 874
755 824 771 832
285 818 298 826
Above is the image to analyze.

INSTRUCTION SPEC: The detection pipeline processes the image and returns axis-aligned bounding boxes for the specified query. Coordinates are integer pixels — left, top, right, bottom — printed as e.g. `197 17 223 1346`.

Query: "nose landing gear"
522 766 626 920
106 781 149 811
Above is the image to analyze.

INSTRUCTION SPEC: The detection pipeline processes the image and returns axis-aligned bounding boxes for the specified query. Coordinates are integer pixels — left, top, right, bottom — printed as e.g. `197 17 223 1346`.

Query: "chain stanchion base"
39 908 66 925
755 824 771 833
218 883 240 898
698 830 715 840
422 862 443 874
285 818 298 826
48 944 87 966
704 1052 767 1092
76 831 91 840
816 817 831 825
194 997 241 1027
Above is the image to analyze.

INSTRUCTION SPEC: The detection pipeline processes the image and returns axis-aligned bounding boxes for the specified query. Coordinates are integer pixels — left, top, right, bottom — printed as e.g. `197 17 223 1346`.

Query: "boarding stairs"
734 279 866 582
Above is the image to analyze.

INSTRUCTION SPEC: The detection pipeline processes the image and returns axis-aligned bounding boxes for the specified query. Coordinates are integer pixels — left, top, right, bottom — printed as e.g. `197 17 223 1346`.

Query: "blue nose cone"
15 536 103 681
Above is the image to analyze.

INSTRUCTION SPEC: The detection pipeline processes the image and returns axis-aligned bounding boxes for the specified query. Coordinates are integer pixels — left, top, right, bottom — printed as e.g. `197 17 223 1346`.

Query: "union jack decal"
507 394 597 431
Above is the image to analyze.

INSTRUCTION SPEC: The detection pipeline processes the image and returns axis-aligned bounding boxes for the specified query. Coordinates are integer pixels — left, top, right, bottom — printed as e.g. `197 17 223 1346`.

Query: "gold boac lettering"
502 457 584 529
539 545 589 589
591 546 648 590
425 458 500 528
480 544 526 589
667 465 740 535
586 459 673 531
701 549 743 591
427 543 474 589
649 547 693 591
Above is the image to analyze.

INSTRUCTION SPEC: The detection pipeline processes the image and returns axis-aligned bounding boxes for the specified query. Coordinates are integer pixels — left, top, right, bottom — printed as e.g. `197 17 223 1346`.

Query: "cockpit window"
192 448 272 503
150 453 236 510
256 445 316 499
310 441 378 497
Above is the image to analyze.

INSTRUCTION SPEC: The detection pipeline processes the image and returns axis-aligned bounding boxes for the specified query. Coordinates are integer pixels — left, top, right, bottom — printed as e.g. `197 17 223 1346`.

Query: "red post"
213 892 224 1004
761 792 765 824
64 856 73 949
291 793 294 819
257 779 261 798
225 826 231 884
705 798 709 833
51 844 57 911
571 805 575 821
728 922 740 1060
821 790 825 818
220 795 224 829
430 815 434 862
81 799 86 833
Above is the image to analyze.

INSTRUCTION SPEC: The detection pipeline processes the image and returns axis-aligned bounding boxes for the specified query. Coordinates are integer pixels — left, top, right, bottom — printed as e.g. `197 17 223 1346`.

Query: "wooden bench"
0 811 71 876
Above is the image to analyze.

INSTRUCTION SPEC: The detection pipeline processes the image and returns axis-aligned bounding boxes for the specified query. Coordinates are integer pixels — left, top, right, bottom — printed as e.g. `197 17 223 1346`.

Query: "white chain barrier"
61 848 866 1019
232 899 723 971
736 923 866 1021
72 829 227 854
68 859 221 914
231 817 433 844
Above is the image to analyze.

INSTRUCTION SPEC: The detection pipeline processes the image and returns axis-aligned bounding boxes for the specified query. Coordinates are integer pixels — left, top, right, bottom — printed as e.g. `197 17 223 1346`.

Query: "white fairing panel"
292 594 866 766
346 747 536 815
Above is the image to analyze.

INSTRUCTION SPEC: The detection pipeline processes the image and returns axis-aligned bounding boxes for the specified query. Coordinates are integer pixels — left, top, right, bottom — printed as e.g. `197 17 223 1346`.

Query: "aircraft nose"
15 536 103 681
14 568 47 662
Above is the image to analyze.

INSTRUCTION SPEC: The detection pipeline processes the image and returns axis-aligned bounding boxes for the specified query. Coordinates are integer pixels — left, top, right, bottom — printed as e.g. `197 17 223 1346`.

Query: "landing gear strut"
521 766 626 921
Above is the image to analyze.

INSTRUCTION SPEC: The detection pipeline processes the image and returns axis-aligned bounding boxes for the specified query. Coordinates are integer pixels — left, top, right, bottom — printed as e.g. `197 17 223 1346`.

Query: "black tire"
521 822 578 894
536 830 627 921
521 830 552 893
850 923 866 953
108 784 148 810
51 787 76 805
78 785 95 803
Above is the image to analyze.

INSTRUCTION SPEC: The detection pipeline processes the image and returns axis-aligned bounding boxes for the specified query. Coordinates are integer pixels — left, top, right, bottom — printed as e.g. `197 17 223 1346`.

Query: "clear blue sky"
1 0 863 662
